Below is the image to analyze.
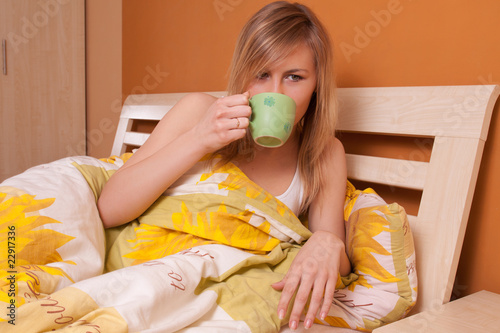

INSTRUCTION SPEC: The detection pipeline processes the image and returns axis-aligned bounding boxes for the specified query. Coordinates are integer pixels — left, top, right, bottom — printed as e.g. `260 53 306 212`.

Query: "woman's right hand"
193 92 252 153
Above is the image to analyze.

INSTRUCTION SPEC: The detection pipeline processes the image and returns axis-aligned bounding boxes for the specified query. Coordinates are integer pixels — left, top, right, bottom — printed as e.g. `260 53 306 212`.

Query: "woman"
98 1 351 330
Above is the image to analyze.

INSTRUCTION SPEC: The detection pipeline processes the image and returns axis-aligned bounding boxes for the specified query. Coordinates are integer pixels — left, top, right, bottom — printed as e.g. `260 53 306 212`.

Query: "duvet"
0 154 417 332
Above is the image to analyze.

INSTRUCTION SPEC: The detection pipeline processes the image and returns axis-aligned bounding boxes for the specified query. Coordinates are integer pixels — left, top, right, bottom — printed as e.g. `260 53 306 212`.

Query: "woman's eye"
257 72 269 80
288 74 302 82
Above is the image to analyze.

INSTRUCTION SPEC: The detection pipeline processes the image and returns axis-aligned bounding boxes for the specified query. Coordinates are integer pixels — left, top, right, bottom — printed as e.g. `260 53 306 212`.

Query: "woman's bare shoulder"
321 137 347 180
323 137 346 162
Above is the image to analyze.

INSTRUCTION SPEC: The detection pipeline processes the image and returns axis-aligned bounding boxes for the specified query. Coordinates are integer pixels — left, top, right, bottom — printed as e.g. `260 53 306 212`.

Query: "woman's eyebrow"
284 68 309 74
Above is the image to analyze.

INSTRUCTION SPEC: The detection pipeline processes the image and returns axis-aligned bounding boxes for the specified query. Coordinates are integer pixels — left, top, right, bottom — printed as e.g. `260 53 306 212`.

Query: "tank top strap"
275 165 303 216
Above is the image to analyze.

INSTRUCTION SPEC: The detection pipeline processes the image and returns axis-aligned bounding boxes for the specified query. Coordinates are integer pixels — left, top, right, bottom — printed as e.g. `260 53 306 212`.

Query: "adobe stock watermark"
213 0 244 21
6 0 71 53
340 0 406 63
66 64 169 156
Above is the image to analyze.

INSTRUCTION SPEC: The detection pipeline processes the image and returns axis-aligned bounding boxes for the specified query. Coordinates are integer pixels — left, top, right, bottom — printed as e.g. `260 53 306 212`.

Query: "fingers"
271 279 285 291
218 92 250 109
302 274 328 329
319 278 336 320
200 92 251 148
276 273 300 327
231 116 250 130
280 273 334 330
275 231 345 330
285 257 321 330
215 93 251 128
287 273 314 330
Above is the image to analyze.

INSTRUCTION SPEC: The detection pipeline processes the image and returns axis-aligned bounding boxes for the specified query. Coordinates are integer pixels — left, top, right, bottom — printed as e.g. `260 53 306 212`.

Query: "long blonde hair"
214 1 338 214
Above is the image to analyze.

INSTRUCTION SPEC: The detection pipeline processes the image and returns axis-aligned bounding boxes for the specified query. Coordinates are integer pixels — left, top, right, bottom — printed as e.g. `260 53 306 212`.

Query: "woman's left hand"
271 230 345 330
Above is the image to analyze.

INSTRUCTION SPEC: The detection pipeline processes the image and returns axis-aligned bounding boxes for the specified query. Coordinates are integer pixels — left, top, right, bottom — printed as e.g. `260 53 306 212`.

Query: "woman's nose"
270 80 284 94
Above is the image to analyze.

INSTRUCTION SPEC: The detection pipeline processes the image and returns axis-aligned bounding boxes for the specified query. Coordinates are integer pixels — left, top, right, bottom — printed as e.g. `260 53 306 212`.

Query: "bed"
1 85 498 332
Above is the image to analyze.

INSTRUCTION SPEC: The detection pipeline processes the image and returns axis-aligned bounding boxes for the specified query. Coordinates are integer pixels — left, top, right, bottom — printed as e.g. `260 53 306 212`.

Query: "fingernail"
305 319 313 329
320 312 327 320
278 309 285 320
290 320 298 330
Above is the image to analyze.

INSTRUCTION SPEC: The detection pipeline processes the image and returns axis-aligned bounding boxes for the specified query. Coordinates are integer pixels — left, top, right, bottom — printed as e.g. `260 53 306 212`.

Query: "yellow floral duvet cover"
0 154 416 332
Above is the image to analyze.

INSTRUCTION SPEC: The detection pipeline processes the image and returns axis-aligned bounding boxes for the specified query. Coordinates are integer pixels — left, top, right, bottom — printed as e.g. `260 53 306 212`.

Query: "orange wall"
90 0 500 297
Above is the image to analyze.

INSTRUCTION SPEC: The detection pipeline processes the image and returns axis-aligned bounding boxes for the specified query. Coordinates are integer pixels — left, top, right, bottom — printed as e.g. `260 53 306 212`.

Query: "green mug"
249 92 296 147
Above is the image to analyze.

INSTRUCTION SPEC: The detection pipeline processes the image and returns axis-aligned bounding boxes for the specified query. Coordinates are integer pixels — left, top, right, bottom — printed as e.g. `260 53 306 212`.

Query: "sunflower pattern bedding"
0 154 417 332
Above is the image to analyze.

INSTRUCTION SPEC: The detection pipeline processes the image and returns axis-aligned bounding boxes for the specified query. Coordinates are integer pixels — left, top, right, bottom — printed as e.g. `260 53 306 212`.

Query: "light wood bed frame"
111 85 499 332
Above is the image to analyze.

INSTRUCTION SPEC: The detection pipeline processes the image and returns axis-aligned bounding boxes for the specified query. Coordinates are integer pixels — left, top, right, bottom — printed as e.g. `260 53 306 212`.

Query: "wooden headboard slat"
345 154 428 191
336 85 498 140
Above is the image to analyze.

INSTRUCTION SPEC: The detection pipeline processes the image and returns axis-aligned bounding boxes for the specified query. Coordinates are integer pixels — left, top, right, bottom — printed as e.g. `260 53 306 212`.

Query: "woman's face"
246 42 317 126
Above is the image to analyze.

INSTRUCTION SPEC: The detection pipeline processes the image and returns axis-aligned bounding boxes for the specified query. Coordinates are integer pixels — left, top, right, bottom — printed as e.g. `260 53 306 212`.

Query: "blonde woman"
98 1 351 330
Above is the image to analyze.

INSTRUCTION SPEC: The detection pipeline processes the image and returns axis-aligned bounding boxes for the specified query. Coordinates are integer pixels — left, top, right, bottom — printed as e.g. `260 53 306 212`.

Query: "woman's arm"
97 92 251 228
272 138 351 330
307 138 351 276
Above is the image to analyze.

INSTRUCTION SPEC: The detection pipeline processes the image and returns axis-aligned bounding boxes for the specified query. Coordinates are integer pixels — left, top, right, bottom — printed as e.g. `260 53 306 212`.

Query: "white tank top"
275 166 304 216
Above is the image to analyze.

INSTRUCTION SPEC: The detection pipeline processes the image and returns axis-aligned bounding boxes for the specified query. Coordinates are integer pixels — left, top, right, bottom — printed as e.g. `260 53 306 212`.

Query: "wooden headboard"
112 85 500 318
